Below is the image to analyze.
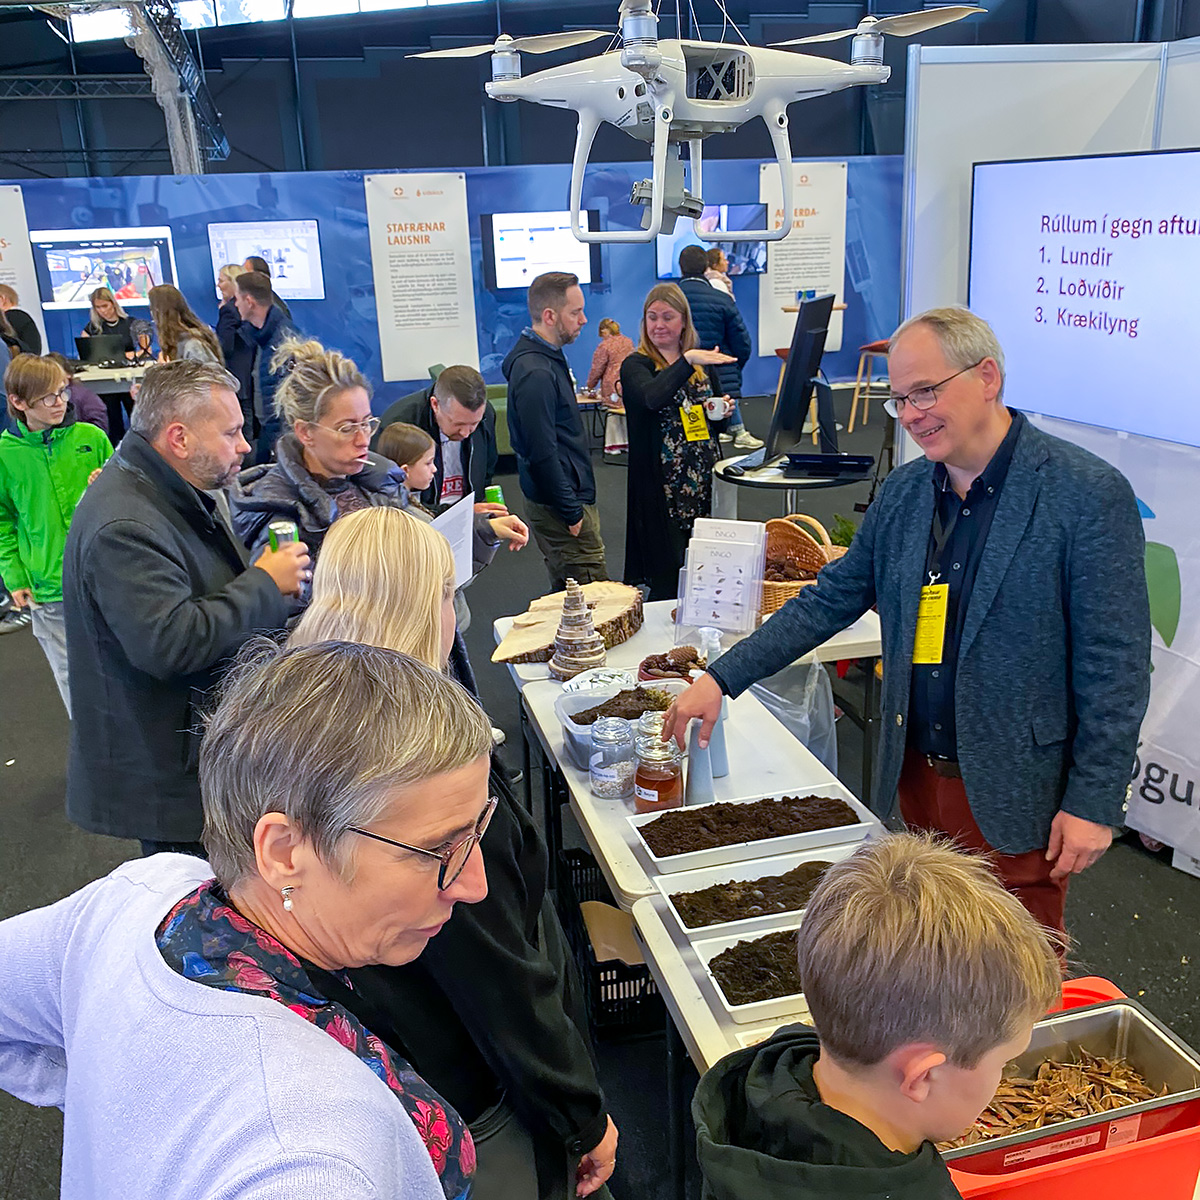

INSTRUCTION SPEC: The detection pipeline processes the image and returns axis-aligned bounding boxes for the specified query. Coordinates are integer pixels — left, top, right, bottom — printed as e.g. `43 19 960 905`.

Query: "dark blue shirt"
909 409 1025 759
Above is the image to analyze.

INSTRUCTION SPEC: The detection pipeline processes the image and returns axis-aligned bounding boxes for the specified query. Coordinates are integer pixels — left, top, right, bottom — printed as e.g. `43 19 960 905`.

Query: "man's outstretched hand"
662 672 724 750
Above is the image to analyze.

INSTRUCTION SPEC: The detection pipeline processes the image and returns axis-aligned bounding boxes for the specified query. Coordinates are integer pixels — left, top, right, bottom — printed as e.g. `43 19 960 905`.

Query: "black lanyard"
927 490 961 585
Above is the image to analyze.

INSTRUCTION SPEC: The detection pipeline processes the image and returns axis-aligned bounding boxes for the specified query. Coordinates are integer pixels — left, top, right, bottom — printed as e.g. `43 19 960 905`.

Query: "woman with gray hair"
0 639 492 1199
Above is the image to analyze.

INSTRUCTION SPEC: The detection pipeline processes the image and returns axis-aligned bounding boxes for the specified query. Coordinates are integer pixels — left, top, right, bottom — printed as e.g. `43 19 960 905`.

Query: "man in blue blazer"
665 307 1151 935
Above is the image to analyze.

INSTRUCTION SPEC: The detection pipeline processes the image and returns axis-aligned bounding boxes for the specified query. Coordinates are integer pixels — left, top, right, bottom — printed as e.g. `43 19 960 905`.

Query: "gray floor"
1 391 1196 1199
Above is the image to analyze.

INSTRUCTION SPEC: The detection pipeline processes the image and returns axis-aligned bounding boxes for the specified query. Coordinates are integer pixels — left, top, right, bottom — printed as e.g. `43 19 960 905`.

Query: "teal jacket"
0 409 113 602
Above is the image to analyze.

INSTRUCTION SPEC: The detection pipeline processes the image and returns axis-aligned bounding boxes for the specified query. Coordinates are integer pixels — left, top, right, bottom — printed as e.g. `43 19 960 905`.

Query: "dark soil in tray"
569 686 673 725
709 929 803 1007
670 861 832 928
639 795 859 858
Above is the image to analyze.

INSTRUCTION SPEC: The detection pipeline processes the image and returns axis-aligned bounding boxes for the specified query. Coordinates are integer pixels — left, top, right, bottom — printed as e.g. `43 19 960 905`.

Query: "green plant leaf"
1145 541 1181 648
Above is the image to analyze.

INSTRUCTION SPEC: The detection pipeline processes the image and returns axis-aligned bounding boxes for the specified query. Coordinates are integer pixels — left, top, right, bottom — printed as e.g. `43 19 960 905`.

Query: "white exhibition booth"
899 36 1200 863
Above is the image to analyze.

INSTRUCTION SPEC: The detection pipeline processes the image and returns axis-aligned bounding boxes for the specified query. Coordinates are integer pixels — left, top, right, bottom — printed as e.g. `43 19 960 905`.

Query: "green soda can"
484 485 505 507
267 519 299 552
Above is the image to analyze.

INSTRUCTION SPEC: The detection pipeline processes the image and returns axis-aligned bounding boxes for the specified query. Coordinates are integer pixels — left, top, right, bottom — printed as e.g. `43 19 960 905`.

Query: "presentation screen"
207 219 326 301
969 148 1200 447
656 204 769 279
29 226 178 309
480 210 602 291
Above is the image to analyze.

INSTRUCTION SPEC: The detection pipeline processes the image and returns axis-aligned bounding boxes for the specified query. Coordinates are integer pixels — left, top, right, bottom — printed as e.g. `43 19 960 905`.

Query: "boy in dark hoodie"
693 833 1062 1200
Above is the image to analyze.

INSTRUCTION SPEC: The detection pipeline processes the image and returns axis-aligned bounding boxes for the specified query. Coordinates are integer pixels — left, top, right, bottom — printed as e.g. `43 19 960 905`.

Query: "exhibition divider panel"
1 156 903 404
899 35 1200 862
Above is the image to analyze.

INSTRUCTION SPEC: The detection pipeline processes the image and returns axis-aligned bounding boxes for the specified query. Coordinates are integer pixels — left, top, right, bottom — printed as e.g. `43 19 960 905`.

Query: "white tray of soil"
694 923 809 1026
654 842 863 942
628 786 879 875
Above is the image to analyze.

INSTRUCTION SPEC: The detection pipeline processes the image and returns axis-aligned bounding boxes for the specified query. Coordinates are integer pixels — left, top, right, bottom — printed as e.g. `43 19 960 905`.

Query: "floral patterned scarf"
156 881 475 1199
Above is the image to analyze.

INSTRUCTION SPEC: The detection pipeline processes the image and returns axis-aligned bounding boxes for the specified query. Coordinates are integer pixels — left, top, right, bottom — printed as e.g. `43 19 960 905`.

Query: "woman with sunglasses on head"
0 638 490 1199
288 507 618 1200
229 338 411 588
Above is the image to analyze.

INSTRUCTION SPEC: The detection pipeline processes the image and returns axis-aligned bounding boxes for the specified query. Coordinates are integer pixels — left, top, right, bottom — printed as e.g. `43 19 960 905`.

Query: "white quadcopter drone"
414 2 983 245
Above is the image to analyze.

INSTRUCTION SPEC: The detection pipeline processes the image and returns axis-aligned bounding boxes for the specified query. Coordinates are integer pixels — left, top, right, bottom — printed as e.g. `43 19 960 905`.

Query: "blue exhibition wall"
6 156 902 410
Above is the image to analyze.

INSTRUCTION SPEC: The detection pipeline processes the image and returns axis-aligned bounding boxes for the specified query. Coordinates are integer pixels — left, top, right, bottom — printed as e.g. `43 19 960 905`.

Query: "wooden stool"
848 339 889 433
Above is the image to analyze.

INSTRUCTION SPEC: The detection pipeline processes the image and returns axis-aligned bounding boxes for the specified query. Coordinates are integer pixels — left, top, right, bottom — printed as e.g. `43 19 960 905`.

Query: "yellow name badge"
680 403 710 442
913 583 949 665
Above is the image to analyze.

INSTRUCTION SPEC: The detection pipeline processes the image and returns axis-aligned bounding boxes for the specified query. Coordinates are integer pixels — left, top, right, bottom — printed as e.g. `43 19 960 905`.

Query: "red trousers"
897 747 1068 938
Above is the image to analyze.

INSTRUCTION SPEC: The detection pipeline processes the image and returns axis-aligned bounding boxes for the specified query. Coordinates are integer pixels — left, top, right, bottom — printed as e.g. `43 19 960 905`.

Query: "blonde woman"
148 284 223 366
289 507 618 1200
81 287 136 355
229 338 406 575
620 282 735 599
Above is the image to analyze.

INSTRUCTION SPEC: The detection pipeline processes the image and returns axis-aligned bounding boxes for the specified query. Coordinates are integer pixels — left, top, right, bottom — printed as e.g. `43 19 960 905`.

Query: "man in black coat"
503 272 608 591
677 243 762 451
63 360 310 856
375 364 498 510
235 270 297 464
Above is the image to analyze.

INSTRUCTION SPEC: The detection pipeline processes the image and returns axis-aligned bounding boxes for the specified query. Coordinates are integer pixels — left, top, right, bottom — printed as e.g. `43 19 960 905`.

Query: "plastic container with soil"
556 849 663 1039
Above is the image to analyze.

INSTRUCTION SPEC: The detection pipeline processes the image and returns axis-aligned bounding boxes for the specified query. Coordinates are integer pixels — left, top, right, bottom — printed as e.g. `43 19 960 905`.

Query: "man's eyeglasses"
884 360 984 418
32 386 70 409
308 416 382 441
348 796 497 890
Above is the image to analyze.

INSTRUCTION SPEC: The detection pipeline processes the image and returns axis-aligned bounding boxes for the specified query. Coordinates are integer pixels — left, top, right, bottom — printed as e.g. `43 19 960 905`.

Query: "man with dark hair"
503 271 608 590
375 364 499 509
235 271 297 463
63 359 308 856
678 243 761 451
241 255 292 320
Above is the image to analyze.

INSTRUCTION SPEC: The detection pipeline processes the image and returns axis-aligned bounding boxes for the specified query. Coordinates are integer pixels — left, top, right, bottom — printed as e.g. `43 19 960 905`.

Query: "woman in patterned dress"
621 283 736 600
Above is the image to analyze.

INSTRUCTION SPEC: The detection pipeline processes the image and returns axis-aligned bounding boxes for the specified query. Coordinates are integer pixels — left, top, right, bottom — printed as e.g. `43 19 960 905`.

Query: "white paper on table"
431 491 474 591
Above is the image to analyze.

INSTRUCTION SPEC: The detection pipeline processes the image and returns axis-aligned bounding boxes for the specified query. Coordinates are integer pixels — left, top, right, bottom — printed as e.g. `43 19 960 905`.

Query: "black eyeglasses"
348 796 497 890
884 360 984 418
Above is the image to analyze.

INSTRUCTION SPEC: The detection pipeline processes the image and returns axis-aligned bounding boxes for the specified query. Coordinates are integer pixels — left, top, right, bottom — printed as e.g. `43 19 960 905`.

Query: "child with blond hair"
694 833 1062 1199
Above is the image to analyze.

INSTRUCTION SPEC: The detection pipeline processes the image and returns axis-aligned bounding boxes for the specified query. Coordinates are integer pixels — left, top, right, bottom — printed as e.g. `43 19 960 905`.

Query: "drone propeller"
772 5 985 46
411 30 611 60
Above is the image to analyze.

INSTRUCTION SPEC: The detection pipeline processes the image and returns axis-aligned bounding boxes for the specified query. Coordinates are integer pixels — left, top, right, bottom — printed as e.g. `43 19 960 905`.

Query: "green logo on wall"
1140 499 1180 649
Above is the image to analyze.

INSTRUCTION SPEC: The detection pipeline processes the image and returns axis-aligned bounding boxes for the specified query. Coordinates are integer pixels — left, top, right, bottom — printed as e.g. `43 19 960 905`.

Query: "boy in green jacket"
0 354 112 713
693 834 1062 1200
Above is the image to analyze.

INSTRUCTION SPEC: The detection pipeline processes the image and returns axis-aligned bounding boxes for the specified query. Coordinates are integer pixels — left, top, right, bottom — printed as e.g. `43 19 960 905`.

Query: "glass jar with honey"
633 734 684 814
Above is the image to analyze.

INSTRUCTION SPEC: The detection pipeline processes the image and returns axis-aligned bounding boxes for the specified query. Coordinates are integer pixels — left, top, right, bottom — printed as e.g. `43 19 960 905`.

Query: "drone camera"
850 31 885 67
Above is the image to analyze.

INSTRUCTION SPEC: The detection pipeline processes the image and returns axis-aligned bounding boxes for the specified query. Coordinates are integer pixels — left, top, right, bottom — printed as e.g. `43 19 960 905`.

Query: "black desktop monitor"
764 293 836 458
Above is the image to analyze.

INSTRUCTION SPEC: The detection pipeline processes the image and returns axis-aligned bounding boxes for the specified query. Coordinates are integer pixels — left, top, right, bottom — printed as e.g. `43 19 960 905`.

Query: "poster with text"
0 187 48 352
758 162 847 356
1034 414 1200 861
364 173 479 381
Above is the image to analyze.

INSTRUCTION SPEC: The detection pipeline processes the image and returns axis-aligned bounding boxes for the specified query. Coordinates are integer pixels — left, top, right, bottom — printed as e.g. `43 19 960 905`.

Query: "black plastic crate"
557 849 663 1040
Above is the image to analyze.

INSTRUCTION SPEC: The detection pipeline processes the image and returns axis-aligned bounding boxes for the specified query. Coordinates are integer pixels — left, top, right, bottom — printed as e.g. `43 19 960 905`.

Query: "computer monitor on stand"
764 293 838 458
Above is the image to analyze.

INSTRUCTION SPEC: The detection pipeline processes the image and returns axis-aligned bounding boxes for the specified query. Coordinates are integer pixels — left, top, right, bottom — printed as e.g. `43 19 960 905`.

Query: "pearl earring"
281 885 294 912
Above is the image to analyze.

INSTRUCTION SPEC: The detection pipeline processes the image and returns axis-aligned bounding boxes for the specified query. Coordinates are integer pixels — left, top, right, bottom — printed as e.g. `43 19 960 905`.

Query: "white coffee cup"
703 395 734 421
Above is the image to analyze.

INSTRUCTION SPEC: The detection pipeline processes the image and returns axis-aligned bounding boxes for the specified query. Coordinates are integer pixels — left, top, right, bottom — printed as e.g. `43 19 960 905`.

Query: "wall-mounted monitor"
207 219 327 301
969 147 1200 447
29 226 179 309
481 210 603 291
656 204 769 280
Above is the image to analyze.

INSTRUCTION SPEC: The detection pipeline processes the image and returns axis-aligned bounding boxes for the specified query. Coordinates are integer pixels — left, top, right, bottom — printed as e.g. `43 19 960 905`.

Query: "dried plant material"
670 861 832 929
940 1050 1167 1149
569 687 673 725
639 646 706 680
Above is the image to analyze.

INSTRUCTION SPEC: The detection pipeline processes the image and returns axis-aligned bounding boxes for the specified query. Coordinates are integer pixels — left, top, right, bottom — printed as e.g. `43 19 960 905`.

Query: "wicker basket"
760 514 847 616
